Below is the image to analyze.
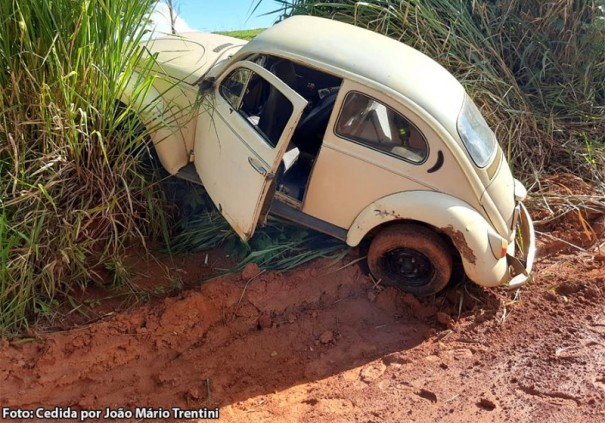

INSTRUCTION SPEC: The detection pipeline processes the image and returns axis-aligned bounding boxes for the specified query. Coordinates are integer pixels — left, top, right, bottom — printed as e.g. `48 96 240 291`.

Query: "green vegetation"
2 0 604 333
0 0 166 333
169 190 347 274
215 28 264 40
272 0 605 183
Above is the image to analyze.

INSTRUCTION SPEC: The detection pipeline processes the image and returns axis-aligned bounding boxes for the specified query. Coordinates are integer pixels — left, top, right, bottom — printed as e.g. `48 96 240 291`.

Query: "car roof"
238 15 465 134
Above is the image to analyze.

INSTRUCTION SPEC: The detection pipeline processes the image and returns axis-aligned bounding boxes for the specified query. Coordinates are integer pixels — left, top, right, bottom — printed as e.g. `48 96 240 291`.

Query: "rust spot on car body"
373 209 402 219
441 225 476 265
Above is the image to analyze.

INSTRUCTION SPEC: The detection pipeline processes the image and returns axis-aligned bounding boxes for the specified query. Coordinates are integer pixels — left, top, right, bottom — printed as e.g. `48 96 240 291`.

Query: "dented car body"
125 16 535 296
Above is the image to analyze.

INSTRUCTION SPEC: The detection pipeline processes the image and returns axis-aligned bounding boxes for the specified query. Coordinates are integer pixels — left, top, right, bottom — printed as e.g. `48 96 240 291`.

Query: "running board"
270 199 348 242
174 164 347 242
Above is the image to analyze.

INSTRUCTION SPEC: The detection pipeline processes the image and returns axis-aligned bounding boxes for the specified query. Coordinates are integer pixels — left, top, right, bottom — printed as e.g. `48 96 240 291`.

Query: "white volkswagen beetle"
123 15 535 296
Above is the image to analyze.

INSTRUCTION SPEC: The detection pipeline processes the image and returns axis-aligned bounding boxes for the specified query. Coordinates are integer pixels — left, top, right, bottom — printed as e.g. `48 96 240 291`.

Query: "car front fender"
346 191 508 287
120 72 189 175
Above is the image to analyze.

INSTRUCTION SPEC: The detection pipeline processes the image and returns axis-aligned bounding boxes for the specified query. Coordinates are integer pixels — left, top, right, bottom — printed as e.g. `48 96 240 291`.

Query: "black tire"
368 223 452 296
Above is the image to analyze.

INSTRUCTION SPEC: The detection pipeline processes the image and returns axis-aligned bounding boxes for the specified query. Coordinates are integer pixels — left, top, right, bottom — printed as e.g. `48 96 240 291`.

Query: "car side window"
220 68 249 108
219 67 294 148
335 92 428 164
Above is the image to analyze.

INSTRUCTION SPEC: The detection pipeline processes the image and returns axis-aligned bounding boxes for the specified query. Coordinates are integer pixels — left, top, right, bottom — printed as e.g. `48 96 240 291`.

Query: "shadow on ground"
0 256 492 411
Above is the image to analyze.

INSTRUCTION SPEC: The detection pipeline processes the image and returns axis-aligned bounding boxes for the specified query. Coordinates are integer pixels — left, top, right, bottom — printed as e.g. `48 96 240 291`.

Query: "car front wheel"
368 223 452 296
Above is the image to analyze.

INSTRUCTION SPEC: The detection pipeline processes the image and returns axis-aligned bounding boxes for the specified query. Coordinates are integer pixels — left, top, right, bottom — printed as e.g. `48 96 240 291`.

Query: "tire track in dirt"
2 247 605 422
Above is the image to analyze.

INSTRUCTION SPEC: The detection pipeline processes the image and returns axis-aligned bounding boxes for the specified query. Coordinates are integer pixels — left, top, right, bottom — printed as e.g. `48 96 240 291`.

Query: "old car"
122 15 535 296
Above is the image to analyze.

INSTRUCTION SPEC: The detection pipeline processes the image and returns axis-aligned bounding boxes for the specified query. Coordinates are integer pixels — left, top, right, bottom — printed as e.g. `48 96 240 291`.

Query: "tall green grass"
273 0 605 183
0 0 167 333
169 194 348 273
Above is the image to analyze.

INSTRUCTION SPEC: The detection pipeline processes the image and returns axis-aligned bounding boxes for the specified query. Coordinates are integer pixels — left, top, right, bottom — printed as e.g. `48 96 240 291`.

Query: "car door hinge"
189 150 195 162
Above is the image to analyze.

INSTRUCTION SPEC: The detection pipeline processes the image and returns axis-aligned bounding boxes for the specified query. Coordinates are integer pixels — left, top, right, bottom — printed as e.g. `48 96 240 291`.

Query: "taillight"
488 231 508 259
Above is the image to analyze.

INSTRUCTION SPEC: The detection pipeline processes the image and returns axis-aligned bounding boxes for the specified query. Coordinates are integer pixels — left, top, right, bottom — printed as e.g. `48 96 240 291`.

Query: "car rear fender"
120 72 189 175
346 191 508 287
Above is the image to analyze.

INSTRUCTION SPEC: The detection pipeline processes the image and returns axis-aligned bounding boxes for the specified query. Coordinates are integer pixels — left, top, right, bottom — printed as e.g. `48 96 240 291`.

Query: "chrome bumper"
505 202 536 289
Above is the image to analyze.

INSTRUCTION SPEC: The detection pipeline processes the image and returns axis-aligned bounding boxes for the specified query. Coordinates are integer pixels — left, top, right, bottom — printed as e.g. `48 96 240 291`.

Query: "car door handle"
248 156 268 176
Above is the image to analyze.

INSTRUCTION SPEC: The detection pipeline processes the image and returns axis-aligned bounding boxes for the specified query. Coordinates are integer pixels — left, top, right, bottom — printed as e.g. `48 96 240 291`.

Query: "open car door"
194 61 307 240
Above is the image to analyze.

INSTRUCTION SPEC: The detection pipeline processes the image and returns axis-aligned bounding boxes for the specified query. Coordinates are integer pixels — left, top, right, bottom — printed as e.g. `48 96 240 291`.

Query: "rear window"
457 95 497 168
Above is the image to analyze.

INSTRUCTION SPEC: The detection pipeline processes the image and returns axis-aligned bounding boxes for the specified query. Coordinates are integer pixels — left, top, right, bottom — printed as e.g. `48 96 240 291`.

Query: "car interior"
241 54 344 205
224 54 428 208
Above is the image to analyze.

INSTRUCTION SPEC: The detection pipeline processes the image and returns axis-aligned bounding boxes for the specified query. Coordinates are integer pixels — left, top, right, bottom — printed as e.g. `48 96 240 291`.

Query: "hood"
141 32 246 85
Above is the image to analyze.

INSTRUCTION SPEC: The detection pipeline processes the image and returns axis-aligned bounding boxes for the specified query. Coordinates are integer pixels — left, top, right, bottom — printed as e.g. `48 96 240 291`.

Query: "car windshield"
457 95 497 168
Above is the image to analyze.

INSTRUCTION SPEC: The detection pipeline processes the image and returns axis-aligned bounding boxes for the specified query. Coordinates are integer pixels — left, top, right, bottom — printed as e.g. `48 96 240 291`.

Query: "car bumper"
505 202 536 289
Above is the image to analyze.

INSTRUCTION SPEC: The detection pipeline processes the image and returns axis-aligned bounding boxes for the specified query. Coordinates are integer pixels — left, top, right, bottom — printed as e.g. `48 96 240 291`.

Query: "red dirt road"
1 212 605 422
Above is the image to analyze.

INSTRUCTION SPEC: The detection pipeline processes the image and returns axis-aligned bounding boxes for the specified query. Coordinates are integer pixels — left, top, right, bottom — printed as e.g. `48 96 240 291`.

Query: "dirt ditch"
2 206 605 422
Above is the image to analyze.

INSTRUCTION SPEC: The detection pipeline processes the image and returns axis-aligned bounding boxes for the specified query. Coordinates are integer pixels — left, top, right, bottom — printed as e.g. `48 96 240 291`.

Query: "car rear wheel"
368 224 452 296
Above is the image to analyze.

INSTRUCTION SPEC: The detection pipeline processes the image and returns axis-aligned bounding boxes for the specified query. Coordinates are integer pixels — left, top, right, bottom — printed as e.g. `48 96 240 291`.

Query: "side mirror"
199 77 215 95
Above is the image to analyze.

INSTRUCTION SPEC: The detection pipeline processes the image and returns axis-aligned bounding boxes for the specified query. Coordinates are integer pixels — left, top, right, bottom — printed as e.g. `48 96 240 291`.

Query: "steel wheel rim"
383 248 434 287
